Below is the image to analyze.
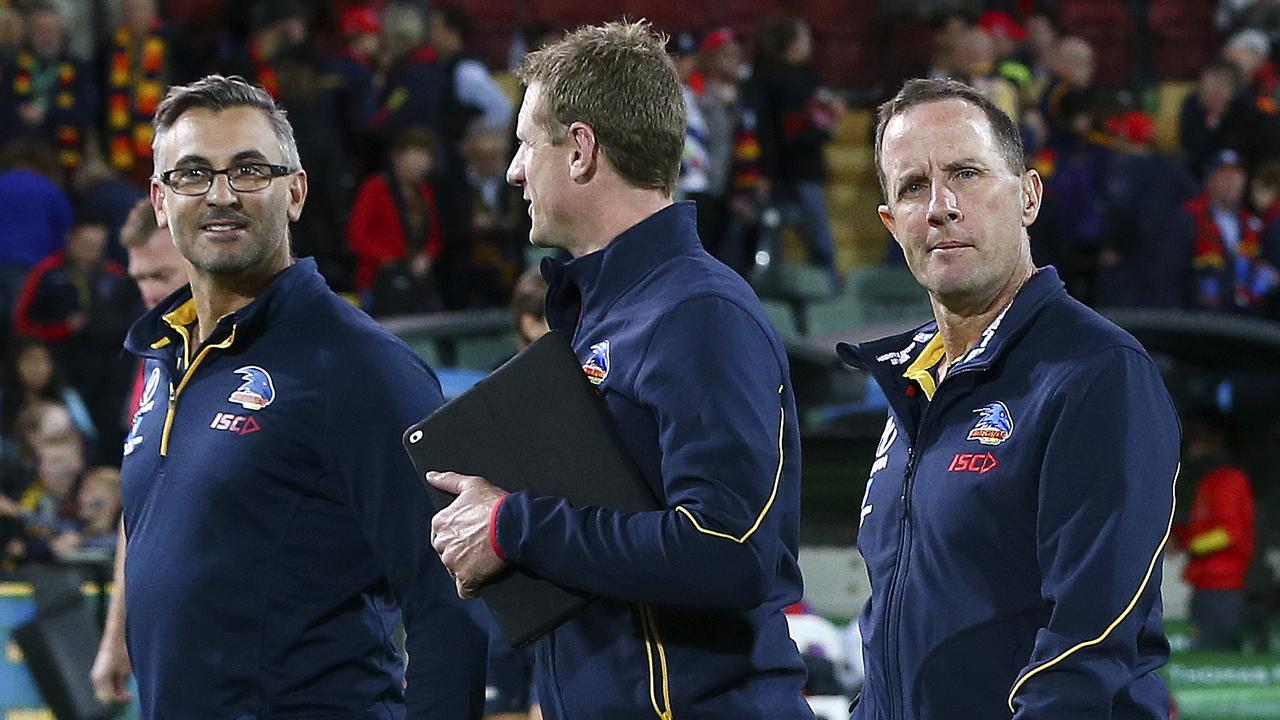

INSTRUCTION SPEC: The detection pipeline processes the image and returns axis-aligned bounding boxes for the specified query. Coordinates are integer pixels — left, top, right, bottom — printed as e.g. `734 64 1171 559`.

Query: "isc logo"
210 412 261 436
947 452 999 474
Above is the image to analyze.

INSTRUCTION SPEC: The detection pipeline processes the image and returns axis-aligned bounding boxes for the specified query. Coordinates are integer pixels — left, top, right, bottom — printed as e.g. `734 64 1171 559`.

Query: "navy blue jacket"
119 259 486 718
491 203 813 720
838 267 1179 719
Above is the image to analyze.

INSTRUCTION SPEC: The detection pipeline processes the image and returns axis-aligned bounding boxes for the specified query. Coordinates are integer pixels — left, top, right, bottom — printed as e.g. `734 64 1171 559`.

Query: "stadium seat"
762 298 801 338
454 334 518 370
806 265 930 336
848 265 932 323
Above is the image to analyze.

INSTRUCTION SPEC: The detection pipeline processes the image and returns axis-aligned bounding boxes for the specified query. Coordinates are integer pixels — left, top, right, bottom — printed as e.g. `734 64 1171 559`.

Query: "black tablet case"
403 330 658 646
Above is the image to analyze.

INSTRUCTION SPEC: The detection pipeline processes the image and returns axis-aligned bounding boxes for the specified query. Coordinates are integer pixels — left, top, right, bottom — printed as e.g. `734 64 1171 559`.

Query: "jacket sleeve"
1008 346 1180 718
327 339 486 720
494 296 793 609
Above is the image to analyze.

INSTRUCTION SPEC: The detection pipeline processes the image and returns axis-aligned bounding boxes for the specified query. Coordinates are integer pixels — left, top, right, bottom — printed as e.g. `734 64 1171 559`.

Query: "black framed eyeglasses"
158 163 294 195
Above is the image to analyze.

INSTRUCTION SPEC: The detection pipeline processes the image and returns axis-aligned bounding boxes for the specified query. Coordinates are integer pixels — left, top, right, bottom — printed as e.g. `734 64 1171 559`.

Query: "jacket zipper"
881 445 916 720
879 364 980 720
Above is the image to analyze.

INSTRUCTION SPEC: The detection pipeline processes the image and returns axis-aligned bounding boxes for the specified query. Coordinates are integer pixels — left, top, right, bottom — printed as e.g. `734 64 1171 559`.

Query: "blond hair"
516 20 684 195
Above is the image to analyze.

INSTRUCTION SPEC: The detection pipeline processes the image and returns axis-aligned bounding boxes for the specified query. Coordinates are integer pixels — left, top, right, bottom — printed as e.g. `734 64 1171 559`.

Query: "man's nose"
205 173 239 205
927 182 961 227
506 151 525 187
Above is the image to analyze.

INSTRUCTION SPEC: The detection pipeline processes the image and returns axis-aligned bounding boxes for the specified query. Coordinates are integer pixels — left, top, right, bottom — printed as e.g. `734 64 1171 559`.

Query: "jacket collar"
541 202 700 332
837 266 1066 391
124 257 328 359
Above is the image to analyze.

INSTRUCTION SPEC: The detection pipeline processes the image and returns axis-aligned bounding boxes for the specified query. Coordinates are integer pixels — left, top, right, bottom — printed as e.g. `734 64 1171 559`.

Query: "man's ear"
287 169 308 222
878 203 901 248
1020 169 1043 227
150 181 168 229
567 122 598 184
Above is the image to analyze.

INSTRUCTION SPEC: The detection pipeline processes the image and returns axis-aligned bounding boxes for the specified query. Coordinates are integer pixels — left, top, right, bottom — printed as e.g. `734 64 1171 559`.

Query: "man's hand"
90 634 134 704
427 471 508 598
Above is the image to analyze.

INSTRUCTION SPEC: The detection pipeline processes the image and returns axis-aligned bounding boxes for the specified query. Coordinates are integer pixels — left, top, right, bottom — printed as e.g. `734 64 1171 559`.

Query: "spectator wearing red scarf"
1184 149 1280 314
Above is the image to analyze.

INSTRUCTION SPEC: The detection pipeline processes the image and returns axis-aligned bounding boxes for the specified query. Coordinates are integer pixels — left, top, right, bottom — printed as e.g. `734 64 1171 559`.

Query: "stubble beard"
180 223 289 278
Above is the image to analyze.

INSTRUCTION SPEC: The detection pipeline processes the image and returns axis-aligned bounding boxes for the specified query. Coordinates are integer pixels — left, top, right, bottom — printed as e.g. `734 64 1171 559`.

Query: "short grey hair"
151 74 301 172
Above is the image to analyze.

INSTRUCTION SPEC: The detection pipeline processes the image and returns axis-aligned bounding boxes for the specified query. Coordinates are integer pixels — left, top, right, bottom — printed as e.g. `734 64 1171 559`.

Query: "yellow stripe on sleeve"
676 386 785 544
1006 464 1180 712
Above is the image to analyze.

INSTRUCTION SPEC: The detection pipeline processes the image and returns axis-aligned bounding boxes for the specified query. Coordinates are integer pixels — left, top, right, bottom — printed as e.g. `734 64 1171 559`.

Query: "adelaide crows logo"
582 340 610 385
968 401 1013 446
229 366 275 410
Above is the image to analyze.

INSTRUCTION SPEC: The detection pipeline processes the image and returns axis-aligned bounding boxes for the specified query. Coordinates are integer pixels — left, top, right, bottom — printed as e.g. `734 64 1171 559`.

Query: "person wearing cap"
1184 148 1280 314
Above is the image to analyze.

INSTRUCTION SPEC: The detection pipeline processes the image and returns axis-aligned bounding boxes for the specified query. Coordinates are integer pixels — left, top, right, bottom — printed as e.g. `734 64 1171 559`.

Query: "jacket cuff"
489 494 509 562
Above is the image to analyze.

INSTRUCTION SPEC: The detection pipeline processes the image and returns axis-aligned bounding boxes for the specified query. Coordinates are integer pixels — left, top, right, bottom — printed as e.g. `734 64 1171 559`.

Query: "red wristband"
488 494 508 562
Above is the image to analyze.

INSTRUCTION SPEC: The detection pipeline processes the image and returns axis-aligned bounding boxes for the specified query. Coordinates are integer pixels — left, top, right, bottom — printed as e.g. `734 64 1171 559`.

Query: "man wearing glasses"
115 75 486 718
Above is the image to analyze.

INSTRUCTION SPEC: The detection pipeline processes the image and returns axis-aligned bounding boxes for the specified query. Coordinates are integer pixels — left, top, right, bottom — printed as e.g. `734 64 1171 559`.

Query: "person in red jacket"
1174 410 1256 650
346 125 443 314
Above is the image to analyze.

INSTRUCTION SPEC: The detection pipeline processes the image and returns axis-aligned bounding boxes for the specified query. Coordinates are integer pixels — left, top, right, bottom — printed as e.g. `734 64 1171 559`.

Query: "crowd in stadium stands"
0 1 1274 700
